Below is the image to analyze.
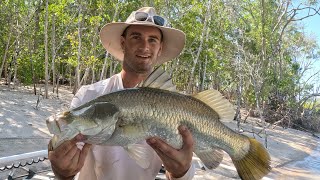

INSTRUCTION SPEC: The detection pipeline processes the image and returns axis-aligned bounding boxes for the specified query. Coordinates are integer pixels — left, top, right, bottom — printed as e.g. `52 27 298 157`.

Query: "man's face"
121 25 163 73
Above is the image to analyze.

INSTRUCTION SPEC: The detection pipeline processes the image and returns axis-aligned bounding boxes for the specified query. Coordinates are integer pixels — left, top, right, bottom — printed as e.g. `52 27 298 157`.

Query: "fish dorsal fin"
138 66 177 91
126 144 153 169
193 90 235 122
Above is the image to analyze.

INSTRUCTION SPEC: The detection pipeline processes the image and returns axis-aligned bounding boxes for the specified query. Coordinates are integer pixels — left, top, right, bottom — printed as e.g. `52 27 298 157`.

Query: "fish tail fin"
232 138 271 180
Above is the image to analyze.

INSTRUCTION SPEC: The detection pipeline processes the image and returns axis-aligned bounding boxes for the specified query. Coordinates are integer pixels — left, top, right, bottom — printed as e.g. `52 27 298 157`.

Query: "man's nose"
138 39 150 51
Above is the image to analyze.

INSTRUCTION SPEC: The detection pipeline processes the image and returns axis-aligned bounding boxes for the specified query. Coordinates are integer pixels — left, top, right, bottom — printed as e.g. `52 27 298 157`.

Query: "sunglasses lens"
135 12 148 21
153 16 165 26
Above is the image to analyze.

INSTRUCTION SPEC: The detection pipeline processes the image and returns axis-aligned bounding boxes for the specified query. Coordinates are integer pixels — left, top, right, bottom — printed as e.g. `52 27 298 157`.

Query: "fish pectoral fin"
126 144 152 169
195 148 224 169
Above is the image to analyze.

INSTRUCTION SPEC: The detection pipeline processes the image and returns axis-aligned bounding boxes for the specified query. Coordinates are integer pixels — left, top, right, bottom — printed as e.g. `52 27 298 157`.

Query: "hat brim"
100 22 185 65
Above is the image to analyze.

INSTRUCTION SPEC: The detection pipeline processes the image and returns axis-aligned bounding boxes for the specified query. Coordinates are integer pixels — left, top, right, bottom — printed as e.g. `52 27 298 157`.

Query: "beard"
122 54 156 74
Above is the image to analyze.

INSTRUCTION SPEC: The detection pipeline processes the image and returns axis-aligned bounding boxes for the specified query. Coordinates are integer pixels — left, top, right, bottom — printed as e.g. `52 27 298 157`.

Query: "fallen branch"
35 86 43 110
238 128 263 138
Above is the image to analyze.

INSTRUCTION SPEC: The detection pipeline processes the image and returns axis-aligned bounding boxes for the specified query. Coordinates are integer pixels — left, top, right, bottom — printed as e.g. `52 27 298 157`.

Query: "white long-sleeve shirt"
71 73 195 180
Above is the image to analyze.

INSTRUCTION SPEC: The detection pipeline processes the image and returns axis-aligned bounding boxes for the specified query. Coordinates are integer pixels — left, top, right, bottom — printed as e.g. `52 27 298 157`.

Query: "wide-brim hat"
100 7 186 65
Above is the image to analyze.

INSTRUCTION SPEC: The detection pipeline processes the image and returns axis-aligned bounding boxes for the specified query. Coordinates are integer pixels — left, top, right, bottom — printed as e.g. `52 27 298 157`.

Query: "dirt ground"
0 81 319 179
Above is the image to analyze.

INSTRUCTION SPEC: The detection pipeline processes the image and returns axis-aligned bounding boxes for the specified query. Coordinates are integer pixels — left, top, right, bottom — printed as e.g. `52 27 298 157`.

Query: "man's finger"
149 141 174 163
53 142 73 158
71 149 81 165
178 125 194 150
65 144 80 161
78 144 92 168
54 134 84 155
147 137 177 158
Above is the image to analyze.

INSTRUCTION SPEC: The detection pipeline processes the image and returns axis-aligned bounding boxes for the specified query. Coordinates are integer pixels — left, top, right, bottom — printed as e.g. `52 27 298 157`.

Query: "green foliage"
0 0 319 122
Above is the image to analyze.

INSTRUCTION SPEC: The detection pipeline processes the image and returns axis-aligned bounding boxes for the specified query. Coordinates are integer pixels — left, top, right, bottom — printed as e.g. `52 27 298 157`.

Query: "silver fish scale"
95 87 249 158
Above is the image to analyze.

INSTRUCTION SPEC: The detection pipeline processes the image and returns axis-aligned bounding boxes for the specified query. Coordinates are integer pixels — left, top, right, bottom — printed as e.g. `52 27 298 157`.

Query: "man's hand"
48 134 91 180
146 125 194 178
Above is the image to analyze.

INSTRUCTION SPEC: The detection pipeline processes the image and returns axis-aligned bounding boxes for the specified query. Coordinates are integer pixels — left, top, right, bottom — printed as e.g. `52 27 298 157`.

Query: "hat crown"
126 7 161 25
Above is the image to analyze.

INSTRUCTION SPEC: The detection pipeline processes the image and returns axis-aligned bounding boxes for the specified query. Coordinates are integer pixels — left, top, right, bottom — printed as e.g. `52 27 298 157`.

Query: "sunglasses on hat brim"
134 11 166 26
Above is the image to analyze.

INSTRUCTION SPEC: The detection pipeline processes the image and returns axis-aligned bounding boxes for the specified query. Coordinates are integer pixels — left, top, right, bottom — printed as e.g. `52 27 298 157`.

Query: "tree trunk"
69 65 72 89
100 3 119 81
91 64 96 84
199 55 207 91
7 59 12 87
186 0 212 94
100 52 109 80
30 58 37 95
30 1 43 95
56 69 60 97
0 29 12 79
91 24 98 84
80 67 90 85
199 22 210 92
44 0 49 99
73 3 82 94
34 1 42 51
111 61 119 77
12 7 21 89
27 19 37 95
109 60 113 77
12 41 19 89
51 14 56 93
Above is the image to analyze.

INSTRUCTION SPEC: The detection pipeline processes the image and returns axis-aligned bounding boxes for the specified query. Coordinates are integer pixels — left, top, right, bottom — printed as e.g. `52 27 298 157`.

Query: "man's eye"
149 38 158 43
132 36 140 39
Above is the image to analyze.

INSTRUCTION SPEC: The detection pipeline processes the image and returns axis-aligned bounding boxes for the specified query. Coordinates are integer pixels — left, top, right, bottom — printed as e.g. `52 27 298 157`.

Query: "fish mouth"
47 111 71 134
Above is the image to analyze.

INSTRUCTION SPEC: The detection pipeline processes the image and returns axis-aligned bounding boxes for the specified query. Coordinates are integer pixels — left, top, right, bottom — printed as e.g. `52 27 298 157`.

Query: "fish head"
69 102 120 138
46 111 79 149
46 111 73 135
47 102 121 148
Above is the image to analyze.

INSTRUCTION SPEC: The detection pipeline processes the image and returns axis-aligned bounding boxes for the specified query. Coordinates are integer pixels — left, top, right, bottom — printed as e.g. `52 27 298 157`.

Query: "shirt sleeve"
168 163 195 180
70 74 120 109
70 85 89 109
70 85 101 109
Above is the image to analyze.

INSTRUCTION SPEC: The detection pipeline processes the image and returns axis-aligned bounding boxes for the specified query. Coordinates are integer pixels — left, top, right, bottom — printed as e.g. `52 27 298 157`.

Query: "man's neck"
120 69 151 88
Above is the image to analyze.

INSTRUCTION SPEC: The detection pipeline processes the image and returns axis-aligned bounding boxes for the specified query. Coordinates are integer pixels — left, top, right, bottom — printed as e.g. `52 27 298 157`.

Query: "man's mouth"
136 55 151 58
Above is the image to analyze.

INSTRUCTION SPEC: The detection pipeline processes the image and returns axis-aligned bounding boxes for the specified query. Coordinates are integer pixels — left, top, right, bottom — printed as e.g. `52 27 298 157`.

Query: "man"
48 7 195 180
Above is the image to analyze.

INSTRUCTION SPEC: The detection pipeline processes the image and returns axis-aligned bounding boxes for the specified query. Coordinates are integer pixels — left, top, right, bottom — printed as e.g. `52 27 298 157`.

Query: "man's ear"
158 42 163 57
120 36 125 51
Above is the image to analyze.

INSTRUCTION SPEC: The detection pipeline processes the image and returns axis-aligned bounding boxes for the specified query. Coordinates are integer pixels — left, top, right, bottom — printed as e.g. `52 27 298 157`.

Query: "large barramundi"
47 67 271 180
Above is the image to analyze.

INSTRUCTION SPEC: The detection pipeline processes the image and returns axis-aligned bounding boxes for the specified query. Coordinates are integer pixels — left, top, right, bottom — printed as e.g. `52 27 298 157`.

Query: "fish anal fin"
232 138 271 180
192 90 235 122
138 66 176 92
195 148 224 169
126 144 153 169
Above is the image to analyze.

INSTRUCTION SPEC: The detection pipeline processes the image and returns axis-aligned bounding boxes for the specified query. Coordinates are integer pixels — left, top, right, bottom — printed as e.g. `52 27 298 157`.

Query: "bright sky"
301 10 320 66
294 2 320 91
